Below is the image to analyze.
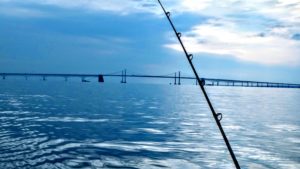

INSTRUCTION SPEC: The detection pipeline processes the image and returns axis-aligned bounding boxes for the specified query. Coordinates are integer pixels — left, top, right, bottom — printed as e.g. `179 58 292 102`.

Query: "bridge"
1 71 300 88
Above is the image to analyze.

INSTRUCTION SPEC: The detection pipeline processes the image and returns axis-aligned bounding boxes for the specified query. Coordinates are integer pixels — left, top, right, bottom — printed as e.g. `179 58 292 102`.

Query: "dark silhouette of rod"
157 0 241 168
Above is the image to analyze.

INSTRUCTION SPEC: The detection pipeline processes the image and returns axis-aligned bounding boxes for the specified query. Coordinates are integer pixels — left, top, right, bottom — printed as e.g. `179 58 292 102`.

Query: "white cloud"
179 0 211 12
163 0 300 67
165 19 300 66
1 0 299 66
259 0 300 24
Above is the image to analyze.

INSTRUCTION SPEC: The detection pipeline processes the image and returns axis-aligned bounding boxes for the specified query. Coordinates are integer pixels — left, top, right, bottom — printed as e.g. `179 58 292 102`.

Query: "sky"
0 0 299 83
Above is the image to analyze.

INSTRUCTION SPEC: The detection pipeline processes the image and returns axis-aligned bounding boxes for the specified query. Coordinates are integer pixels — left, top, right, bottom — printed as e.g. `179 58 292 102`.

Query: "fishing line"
157 0 241 168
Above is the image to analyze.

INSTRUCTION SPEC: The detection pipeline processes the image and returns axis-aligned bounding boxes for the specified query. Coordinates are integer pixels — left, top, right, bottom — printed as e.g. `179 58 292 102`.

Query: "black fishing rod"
157 0 241 168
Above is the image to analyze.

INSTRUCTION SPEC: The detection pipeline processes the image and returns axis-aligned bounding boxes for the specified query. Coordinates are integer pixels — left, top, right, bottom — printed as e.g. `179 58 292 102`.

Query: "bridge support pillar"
174 72 177 85
121 69 127 84
98 75 104 83
178 71 181 85
121 70 124 83
43 76 46 81
124 69 127 83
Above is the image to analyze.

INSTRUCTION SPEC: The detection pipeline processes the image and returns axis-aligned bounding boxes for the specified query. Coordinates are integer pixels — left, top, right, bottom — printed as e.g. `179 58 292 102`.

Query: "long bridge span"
1 71 299 89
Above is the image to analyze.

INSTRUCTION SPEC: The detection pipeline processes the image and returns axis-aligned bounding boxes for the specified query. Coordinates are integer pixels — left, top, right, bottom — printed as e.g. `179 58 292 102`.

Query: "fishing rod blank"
156 0 241 168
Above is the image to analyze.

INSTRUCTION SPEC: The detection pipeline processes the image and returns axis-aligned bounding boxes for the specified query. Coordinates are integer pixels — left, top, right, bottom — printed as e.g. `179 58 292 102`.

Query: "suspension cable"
157 1 240 168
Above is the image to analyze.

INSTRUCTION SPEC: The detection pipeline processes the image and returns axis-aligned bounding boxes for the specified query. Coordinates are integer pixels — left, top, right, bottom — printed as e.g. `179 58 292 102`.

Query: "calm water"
0 81 299 169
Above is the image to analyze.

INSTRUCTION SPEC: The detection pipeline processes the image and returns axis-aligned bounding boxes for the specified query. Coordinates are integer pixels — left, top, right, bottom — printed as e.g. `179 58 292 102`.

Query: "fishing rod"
157 0 241 168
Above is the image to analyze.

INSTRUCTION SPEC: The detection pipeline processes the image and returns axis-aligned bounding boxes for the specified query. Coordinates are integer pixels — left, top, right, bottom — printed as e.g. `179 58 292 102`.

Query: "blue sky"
0 0 299 83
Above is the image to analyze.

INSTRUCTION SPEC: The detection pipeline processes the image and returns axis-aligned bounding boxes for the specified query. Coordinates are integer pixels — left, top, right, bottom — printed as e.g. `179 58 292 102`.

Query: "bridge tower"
178 71 181 85
121 69 127 84
174 72 177 85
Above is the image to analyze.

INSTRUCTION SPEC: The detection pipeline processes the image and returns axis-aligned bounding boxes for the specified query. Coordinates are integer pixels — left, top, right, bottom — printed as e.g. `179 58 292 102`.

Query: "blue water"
0 81 299 169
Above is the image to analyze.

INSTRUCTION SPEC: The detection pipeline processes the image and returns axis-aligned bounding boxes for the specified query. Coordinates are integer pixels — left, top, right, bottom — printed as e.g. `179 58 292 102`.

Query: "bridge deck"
1 73 299 88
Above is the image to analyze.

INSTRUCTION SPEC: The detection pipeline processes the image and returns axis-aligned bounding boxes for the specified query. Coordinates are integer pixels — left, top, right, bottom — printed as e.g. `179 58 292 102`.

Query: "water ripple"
0 83 299 168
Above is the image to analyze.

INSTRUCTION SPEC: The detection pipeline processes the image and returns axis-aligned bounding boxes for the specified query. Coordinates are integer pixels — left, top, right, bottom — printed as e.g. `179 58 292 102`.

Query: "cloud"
1 0 299 20
165 19 300 66
162 0 300 67
0 0 214 15
0 0 160 15
1 0 299 66
0 5 48 17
